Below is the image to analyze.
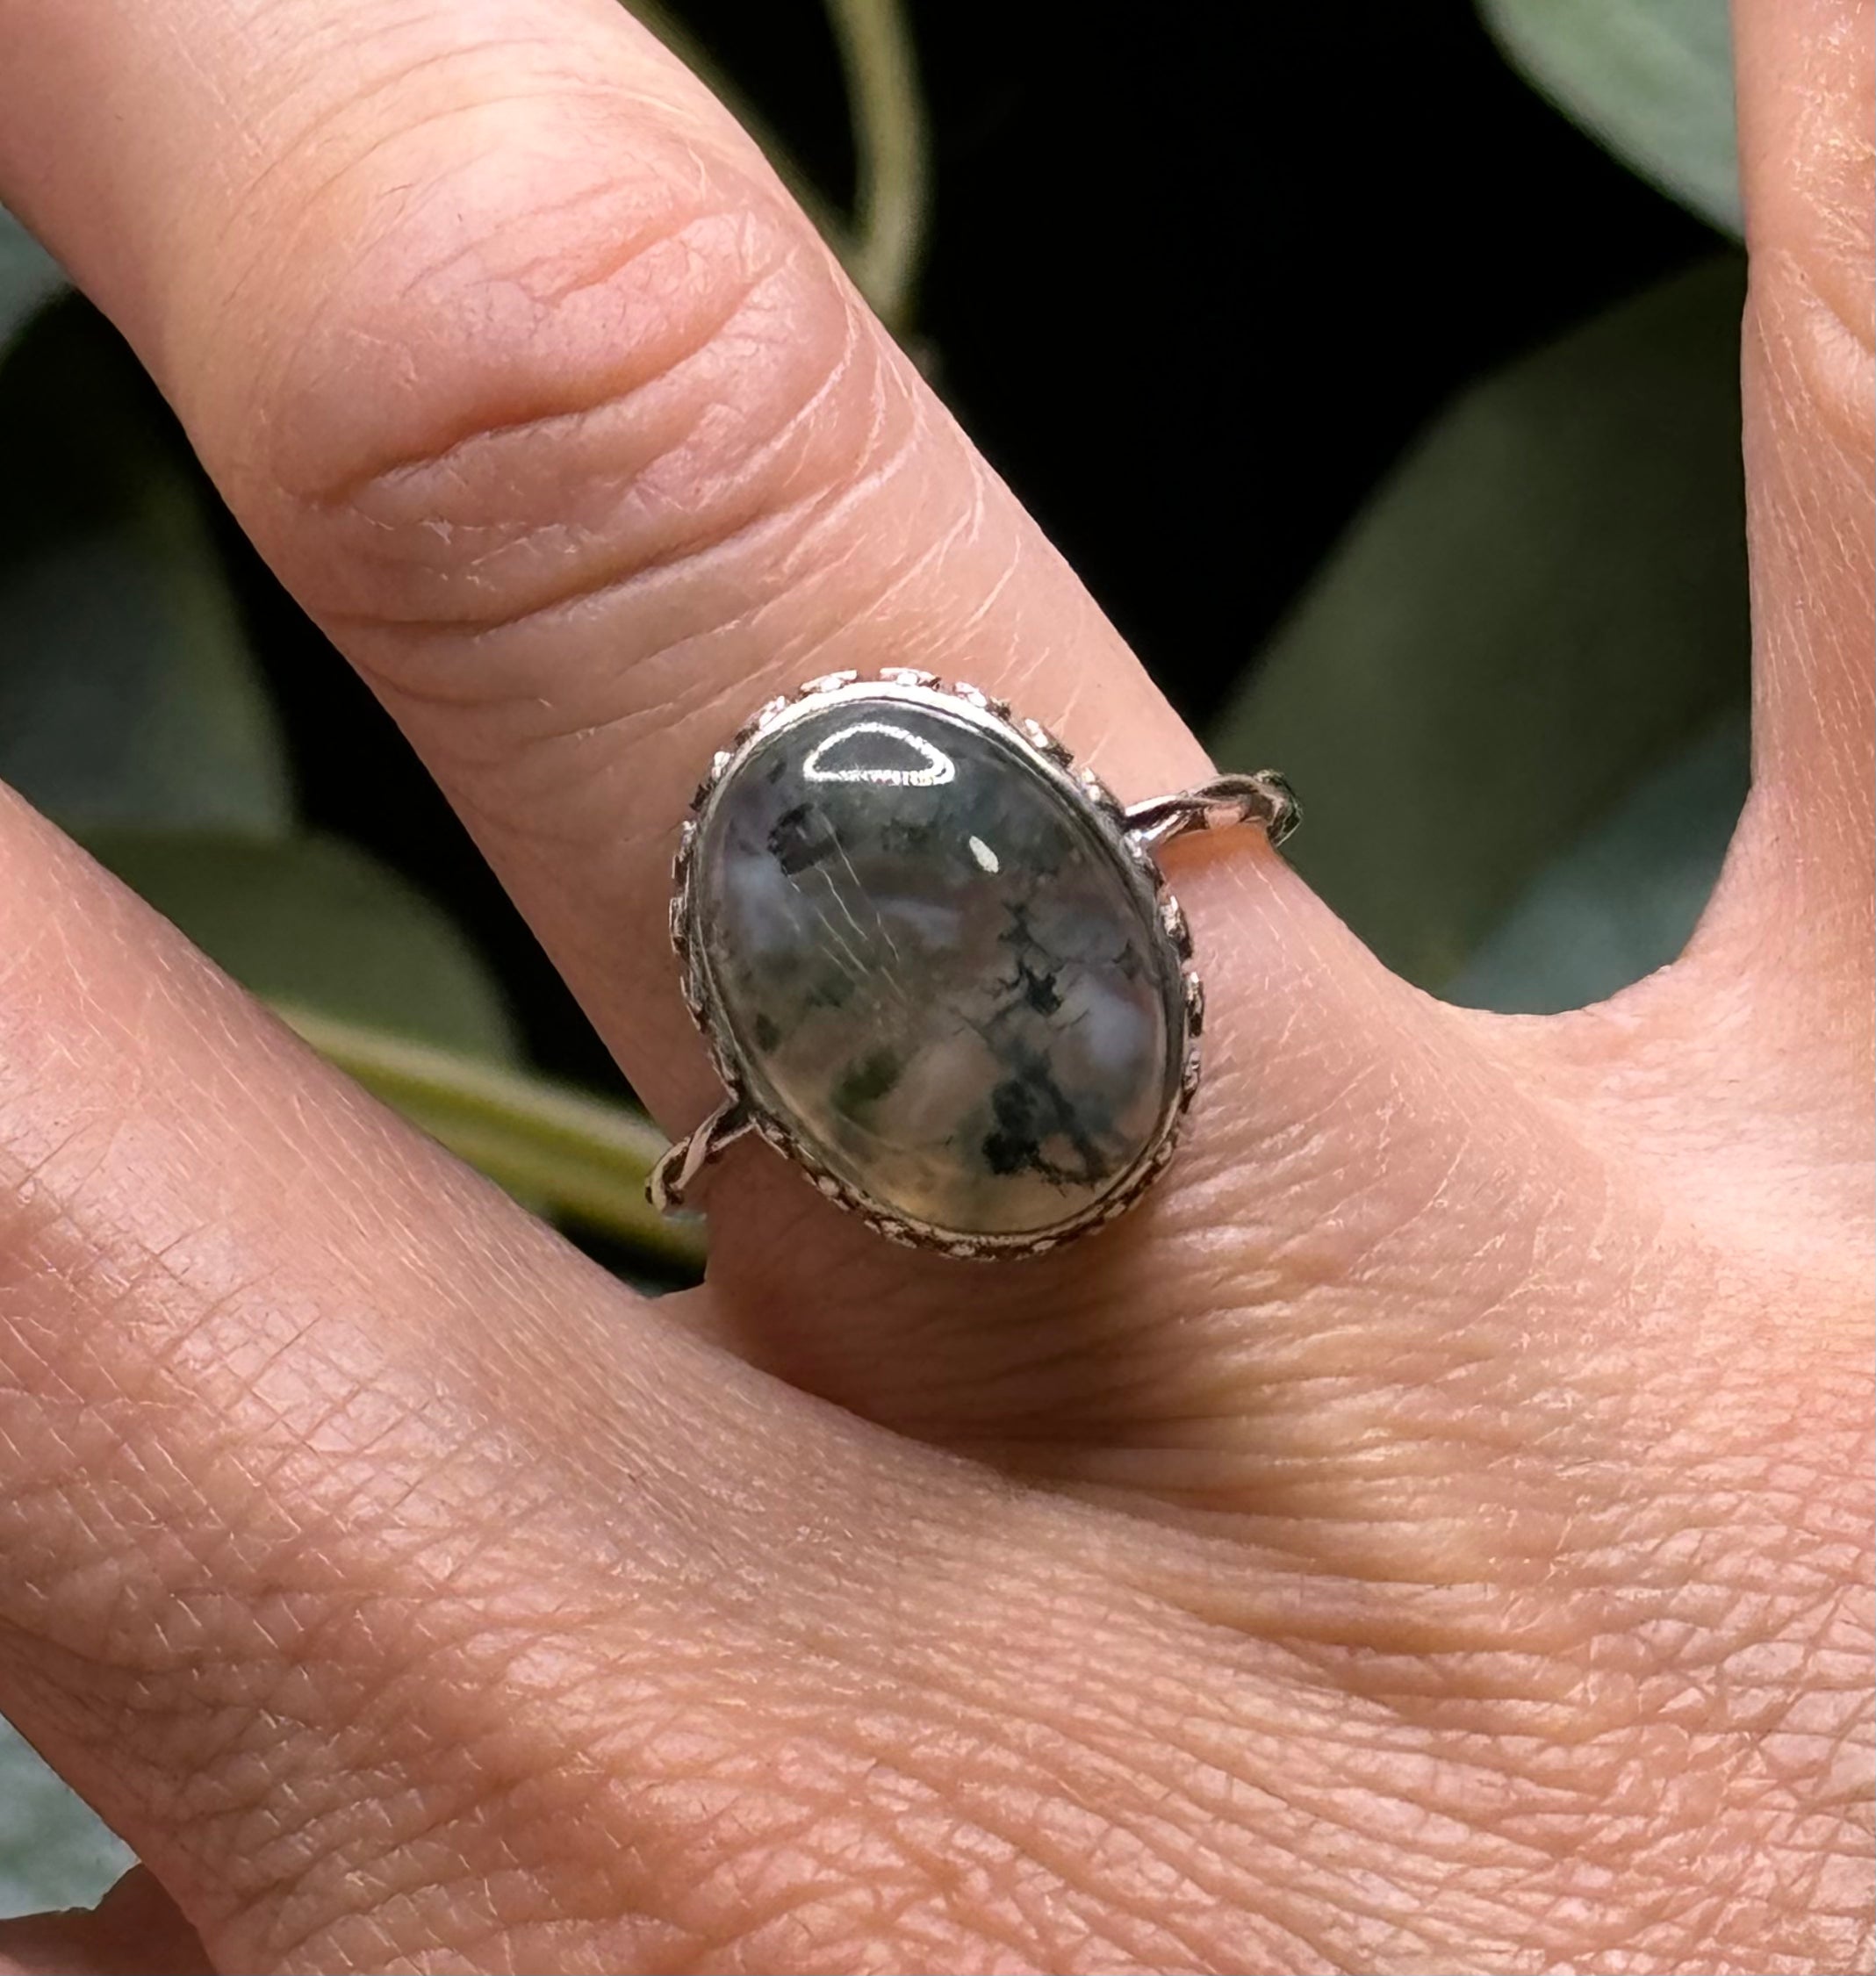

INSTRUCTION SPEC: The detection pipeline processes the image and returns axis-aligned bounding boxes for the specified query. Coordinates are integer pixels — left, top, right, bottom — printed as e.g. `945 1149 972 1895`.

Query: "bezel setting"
665 672 1206 1260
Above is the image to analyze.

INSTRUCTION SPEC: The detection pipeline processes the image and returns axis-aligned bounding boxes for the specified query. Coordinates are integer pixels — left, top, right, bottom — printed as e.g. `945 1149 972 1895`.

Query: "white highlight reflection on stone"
802 720 958 787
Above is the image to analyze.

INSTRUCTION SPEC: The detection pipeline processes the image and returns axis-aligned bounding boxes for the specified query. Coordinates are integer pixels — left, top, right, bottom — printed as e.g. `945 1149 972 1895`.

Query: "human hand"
0 1 1869 1970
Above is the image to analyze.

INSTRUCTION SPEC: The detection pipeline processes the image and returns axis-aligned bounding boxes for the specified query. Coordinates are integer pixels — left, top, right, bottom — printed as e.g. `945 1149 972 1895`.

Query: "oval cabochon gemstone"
692 693 1185 1239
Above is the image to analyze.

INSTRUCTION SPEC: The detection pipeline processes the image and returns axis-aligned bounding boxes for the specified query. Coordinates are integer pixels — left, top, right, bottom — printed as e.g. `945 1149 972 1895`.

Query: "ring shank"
1122 771 1300 852
647 1096 752 1214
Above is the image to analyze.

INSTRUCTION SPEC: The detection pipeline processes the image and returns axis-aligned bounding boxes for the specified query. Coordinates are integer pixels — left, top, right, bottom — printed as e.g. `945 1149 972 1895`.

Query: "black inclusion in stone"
766 802 839 875
833 1047 903 1118
981 1055 1111 1186
1016 960 1061 1015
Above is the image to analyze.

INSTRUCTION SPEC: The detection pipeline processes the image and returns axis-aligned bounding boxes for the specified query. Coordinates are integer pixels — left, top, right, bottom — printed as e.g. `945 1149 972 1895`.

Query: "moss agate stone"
691 694 1183 1241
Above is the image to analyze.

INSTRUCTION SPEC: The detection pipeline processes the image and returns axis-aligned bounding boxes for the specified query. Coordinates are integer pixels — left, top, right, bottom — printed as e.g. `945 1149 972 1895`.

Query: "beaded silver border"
665 669 1207 1260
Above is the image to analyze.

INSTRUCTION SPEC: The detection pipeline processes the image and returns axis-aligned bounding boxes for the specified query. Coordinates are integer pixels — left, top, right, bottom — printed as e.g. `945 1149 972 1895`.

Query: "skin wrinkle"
85 1469 731 1959
718 843 1671 1489
241 1657 662 1970
325 203 786 514
0 869 1011 1976
291 86 667 369
183 20 744 406
274 155 802 478
318 262 864 650
332 312 883 790
774 1556 1628 1959
1757 248 1876 449
719 1728 1263 1976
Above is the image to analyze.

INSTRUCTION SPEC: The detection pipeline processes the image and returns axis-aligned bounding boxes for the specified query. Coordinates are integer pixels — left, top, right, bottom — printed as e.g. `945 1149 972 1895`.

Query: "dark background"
228 0 1715 1091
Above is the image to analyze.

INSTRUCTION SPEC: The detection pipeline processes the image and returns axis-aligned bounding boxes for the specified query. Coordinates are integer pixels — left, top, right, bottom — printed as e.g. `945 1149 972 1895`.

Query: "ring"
649 671 1298 1260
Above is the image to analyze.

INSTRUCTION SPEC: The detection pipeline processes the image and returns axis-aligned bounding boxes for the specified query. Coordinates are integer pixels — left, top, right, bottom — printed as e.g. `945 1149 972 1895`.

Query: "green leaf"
1480 0 1741 235
0 300 291 835
622 0 852 258
0 1717 132 1919
83 835 699 1262
87 831 521 1062
1446 709 1747 1012
823 0 931 333
1210 257 1750 991
0 205 66 357
619 0 929 333
277 1008 704 1268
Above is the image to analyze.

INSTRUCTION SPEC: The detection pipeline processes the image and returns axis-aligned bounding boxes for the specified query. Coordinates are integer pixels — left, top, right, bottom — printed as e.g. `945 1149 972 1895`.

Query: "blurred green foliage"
1447 708 1748 1011
1211 257 1749 996
0 209 64 356
0 0 1752 1916
0 305 291 834
90 831 521 1057
0 1721 133 1917
1482 0 1742 235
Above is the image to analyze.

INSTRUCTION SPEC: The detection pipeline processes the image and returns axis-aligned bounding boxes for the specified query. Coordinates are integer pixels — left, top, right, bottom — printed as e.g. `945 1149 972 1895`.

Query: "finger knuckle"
1746 24 1875 466
1750 250 1876 478
236 104 872 657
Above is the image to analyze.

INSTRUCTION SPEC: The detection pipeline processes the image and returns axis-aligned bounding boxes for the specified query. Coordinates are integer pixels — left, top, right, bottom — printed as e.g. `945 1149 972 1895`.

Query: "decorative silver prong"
950 680 1012 721
1160 895 1191 957
880 666 940 688
1019 716 1071 765
737 695 791 744
681 965 708 1020
1078 766 1121 816
801 669 860 695
1183 971 1205 1035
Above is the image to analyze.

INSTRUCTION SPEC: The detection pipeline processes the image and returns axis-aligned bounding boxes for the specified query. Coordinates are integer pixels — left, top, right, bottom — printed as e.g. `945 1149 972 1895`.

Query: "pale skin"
0 0 1868 1969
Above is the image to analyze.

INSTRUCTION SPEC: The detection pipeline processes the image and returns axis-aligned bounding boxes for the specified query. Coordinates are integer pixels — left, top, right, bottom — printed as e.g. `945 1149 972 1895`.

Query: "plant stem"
276 1005 707 1269
620 0 930 333
620 0 859 280
824 0 931 331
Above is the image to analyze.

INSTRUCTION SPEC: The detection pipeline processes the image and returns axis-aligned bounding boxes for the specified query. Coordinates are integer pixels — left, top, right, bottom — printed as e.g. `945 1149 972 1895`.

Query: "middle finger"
0 0 1594 1490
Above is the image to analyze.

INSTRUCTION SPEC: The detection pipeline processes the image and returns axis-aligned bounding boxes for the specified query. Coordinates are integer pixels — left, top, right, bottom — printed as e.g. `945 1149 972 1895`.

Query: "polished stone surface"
693 695 1182 1238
